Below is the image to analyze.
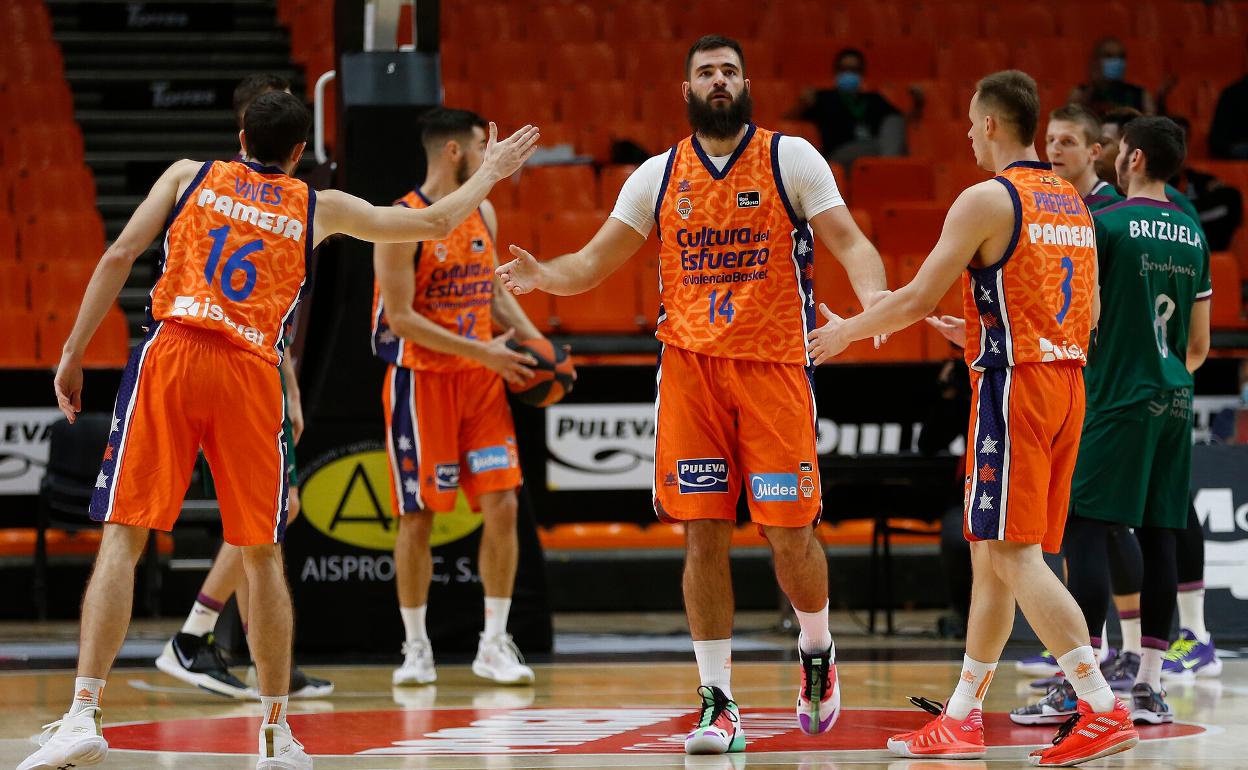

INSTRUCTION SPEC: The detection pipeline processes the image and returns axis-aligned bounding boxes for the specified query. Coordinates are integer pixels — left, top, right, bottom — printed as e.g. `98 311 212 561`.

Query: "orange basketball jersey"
149 160 313 365
654 125 814 365
371 189 494 372
962 161 1096 370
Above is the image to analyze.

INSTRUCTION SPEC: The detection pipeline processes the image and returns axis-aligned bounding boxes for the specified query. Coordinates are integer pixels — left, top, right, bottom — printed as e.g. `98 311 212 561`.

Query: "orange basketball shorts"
963 362 1086 553
89 322 289 546
382 364 522 515
653 345 821 528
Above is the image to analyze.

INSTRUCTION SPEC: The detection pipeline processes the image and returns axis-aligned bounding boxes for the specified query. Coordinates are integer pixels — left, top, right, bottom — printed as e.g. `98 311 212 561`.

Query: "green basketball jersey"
1084 179 1124 211
1087 197 1212 412
1165 183 1202 233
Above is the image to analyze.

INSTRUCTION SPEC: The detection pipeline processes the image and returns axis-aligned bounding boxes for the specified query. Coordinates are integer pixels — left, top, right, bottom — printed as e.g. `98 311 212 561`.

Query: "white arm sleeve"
777 135 845 221
608 150 672 238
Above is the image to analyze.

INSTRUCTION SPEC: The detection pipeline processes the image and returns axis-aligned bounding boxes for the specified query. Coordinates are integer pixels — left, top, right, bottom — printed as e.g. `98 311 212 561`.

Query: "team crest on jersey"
435 243 449 262
1039 174 1063 187
737 190 761 208
678 179 691 192
470 238 486 253
676 197 693 219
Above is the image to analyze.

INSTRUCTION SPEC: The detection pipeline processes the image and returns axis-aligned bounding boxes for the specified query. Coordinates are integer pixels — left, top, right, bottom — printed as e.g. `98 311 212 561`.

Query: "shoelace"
1164 637 1197 662
802 652 830 702
908 696 945 717
492 634 527 665
695 685 738 729
1051 711 1083 746
203 632 232 672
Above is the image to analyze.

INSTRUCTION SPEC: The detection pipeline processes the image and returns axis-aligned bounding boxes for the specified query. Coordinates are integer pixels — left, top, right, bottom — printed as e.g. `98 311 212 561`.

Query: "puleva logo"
677 458 728 494
301 450 481 550
750 473 799 502
435 462 460 491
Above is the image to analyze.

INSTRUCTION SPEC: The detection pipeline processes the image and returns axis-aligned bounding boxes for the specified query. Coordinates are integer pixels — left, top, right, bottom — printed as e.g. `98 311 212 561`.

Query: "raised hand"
496 244 544 295
806 303 850 365
481 123 541 181
924 315 967 348
477 328 537 387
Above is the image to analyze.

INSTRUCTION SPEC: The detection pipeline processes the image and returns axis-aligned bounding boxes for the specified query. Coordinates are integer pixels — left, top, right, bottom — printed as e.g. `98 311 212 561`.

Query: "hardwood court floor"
1 654 1245 768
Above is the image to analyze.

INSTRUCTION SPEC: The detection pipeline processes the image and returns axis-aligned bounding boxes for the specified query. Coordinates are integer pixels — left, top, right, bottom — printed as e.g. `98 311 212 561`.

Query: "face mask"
1101 56 1126 81
836 71 862 93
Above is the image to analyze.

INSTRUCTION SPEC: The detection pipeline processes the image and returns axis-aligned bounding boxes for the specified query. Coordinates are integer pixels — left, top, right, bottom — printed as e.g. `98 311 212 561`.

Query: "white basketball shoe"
18 706 108 770
472 633 535 684
257 721 312 770
393 639 437 685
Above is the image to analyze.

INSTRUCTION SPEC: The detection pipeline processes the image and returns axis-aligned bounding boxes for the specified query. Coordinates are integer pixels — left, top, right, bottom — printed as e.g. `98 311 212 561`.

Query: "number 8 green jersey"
1088 198 1212 412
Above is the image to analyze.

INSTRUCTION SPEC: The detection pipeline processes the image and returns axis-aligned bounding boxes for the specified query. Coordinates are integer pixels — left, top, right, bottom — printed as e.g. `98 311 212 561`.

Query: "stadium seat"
530 3 598 43
639 87 690 128
850 209 874 243
1011 39 1086 90
597 165 638 211
984 5 1058 38
674 0 761 43
850 159 935 219
757 1 836 41
20 211 105 263
9 165 97 225
288 3 332 66
28 261 94 311
37 306 129 368
441 1 517 43
933 161 990 207
468 42 542 83
1135 1 1209 40
771 120 821 148
602 3 673 42
0 263 28 308
1210 252 1245 326
546 43 615 85
623 40 687 83
517 165 597 217
1170 37 1246 90
750 79 800 127
936 41 1010 86
7 122 85 170
1065 3 1131 39
741 42 778 81
0 213 17 262
544 212 640 333
536 122 579 152
836 2 903 43
484 80 557 126
865 40 936 82
1209 0 1246 37
907 2 983 40
0 309 38 367
909 121 970 160
779 38 849 82
561 82 639 125
877 203 947 256
635 234 661 330
441 80 478 113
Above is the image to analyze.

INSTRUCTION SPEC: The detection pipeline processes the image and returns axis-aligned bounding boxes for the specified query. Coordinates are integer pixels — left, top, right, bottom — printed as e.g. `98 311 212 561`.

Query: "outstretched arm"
808 205 889 308
495 217 646 297
480 201 541 339
316 124 539 246
54 159 199 422
807 183 1004 364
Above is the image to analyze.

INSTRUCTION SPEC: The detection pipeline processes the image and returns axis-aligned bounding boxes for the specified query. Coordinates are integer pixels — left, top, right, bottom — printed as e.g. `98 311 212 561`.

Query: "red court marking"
105 707 1205 756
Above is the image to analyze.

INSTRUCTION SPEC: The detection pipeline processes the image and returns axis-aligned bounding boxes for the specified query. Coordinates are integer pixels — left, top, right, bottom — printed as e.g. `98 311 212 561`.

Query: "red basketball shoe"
887 697 987 759
1029 698 1138 767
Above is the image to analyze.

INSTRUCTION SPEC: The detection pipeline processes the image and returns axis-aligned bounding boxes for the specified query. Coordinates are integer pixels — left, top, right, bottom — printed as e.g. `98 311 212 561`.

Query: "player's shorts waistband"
158 320 255 352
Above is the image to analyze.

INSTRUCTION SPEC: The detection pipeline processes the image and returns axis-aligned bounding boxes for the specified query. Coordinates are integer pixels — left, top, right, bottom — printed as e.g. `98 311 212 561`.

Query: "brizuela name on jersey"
1128 218 1203 248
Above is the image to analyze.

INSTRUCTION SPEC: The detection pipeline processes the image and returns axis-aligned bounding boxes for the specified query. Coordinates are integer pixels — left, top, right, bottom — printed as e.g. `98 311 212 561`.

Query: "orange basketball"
506 338 575 407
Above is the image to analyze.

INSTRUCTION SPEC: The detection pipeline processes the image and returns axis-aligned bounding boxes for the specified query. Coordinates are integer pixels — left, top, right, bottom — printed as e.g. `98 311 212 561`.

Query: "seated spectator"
787 47 923 168
1171 116 1244 251
1210 68 1248 159
1069 37 1155 117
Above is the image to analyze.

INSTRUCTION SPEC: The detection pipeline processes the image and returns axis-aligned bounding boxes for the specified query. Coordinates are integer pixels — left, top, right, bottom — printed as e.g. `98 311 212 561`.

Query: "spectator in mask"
787 47 923 168
1070 37 1155 117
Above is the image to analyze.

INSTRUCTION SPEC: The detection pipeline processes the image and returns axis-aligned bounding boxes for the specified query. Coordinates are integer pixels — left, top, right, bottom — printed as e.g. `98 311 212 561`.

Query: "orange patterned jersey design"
654 125 815 365
371 190 494 372
148 160 313 365
962 161 1096 370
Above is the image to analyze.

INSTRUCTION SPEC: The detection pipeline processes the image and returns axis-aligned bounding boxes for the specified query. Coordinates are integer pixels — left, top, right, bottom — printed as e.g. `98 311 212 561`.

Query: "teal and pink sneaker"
796 637 841 734
1162 629 1223 682
685 686 745 755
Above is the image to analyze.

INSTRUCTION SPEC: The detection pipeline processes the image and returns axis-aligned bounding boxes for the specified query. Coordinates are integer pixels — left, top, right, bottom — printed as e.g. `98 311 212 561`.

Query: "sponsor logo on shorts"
799 476 815 498
664 472 678 487
1038 337 1085 362
799 461 813 473
736 190 760 208
435 463 460 491
677 458 728 494
467 445 513 474
750 473 799 502
677 197 693 219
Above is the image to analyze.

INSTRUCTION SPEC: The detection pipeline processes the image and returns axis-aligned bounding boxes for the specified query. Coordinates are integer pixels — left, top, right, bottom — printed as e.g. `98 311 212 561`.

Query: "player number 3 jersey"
149 160 314 366
655 125 815 366
963 161 1096 370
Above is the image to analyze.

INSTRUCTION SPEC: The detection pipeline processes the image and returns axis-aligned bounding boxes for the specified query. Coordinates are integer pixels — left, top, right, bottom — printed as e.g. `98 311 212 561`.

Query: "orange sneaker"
886 697 987 759
1028 698 1138 767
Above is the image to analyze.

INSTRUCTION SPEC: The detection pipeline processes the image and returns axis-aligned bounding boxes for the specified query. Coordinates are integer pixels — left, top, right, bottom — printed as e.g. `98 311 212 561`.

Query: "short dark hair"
685 35 745 78
976 70 1040 145
242 91 311 165
836 47 865 72
1049 103 1102 146
1122 115 1186 182
233 73 291 129
1101 106 1142 132
419 108 488 152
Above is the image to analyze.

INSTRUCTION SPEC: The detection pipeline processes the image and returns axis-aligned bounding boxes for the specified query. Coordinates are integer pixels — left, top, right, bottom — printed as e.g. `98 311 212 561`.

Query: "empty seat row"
0 307 129 368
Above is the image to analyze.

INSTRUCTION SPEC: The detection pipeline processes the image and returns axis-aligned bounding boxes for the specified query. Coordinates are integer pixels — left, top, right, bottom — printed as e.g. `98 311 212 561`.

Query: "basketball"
505 338 575 407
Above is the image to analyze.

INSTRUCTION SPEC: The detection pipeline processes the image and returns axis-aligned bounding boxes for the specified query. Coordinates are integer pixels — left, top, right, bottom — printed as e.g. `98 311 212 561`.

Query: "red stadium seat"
37 306 129 367
0 263 28 308
639 87 690 129
865 40 936 82
546 43 615 86
561 83 639 125
635 234 662 330
850 209 873 243
0 213 17 262
908 121 969 160
516 165 597 218
1135 2 1209 40
468 41 542 83
1209 0 1247 37
1011 39 1086 91
933 161 990 207
497 208 554 333
771 120 821 149
750 79 800 127
9 165 96 225
0 80 76 126
937 41 1010 86
28 261 94 311
20 211 106 264
1065 3 1131 39
545 212 640 333
1210 252 1245 327
441 1 517 43
529 3 599 44
7 122 85 170
984 5 1057 38
0 310 38 367
597 164 638 211
288 3 332 66
758 1 836 41
835 3 903 43
1171 37 1247 90
603 3 674 42
849 159 935 219
908 2 983 40
778 38 847 82
623 40 687 84
535 121 578 151
484 80 557 126
674 0 761 42
877 203 947 256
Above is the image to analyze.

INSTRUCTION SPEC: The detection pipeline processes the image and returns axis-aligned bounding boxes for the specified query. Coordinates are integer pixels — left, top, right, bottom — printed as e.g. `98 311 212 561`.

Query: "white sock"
400 605 428 644
260 695 288 727
1120 615 1142 655
1177 588 1210 643
181 601 220 637
1137 647 1164 690
69 676 105 715
484 597 511 639
945 655 997 720
1058 646 1116 713
692 638 733 700
794 600 834 655
1098 624 1109 661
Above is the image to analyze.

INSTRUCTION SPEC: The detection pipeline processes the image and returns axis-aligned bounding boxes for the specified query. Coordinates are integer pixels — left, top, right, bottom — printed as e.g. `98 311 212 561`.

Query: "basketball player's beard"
455 155 470 186
687 88 753 141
